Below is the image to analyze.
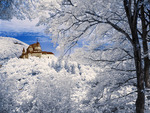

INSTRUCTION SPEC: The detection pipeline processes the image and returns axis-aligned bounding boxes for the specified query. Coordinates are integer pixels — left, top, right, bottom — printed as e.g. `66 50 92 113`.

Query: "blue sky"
0 18 58 56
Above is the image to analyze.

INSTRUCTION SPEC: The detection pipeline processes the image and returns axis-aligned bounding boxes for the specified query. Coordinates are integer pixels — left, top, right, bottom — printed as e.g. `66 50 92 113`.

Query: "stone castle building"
20 41 54 59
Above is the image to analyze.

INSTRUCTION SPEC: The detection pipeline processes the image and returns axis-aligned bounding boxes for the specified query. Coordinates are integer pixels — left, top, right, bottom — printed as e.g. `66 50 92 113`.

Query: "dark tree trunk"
141 3 150 88
133 44 145 113
132 27 145 113
124 0 145 112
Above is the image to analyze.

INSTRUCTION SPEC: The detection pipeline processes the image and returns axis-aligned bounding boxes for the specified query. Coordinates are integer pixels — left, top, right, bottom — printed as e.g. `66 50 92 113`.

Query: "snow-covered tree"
0 0 38 20
139 1 150 88
35 0 150 112
0 0 14 20
1 0 150 112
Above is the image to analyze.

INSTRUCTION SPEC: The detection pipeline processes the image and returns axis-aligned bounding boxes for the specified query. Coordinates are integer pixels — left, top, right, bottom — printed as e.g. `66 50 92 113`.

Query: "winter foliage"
0 36 144 112
0 37 140 112
0 57 139 113
0 0 150 112
0 57 94 113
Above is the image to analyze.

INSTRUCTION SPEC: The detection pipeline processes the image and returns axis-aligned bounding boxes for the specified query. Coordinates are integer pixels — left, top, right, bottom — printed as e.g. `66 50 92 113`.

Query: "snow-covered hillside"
1 57 146 113
0 37 28 65
0 57 97 113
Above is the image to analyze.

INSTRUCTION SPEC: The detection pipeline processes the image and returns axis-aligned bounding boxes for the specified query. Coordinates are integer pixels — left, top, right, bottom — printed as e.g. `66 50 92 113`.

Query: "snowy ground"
0 37 28 65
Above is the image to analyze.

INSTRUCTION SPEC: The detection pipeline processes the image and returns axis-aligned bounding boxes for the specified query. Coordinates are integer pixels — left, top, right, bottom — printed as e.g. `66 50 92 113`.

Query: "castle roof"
42 51 54 54
28 42 40 49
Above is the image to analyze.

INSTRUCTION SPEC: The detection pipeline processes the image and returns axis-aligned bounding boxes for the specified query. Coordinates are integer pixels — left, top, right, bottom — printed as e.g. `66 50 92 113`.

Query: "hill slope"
0 57 146 113
0 57 97 113
0 37 28 65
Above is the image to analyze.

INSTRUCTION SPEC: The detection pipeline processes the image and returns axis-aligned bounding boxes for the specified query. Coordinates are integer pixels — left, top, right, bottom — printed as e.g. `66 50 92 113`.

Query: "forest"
0 0 150 113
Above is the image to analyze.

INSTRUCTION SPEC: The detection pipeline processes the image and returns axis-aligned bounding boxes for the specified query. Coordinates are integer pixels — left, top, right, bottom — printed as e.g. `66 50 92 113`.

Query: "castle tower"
22 48 25 54
34 41 42 52
27 45 33 52
21 48 26 58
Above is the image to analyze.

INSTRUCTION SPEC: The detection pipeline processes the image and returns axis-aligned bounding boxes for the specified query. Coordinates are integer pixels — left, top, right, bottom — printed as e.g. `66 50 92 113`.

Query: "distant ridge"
0 37 28 65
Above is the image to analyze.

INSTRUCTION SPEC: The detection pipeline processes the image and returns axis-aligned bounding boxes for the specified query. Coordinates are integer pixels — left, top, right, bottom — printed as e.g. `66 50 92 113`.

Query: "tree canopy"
0 0 150 112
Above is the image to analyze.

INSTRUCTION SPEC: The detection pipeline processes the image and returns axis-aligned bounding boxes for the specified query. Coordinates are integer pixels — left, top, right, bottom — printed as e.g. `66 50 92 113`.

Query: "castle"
20 41 54 59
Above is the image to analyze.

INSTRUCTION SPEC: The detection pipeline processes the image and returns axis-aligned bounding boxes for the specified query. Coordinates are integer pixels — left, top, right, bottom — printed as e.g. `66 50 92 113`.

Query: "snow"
0 37 149 112
0 37 28 65
0 57 97 113
0 56 140 113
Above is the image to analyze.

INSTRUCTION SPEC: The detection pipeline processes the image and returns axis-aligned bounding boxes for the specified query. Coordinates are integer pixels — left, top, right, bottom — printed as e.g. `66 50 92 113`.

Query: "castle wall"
29 53 42 58
34 47 41 51
28 48 33 52
41 54 54 58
